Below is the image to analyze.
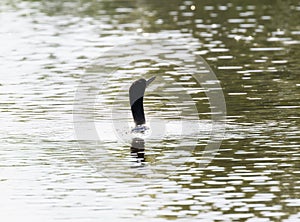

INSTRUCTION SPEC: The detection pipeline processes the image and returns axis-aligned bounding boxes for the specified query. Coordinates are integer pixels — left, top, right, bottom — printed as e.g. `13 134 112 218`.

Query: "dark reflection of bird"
130 137 145 163
129 76 155 133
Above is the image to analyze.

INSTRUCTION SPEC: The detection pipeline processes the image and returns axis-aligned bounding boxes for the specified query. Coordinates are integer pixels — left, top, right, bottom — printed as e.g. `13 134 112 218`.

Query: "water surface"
0 0 299 221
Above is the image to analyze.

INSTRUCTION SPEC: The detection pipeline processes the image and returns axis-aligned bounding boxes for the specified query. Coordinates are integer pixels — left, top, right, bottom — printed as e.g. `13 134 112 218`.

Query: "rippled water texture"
0 0 299 221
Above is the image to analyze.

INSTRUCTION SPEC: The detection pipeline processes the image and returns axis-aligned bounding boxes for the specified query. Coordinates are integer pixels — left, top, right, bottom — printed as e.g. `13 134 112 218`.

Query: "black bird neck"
131 97 145 125
129 79 146 126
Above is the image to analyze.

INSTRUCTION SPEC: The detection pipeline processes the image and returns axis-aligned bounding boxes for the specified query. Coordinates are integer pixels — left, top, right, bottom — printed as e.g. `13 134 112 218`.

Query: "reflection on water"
0 0 299 221
130 137 147 168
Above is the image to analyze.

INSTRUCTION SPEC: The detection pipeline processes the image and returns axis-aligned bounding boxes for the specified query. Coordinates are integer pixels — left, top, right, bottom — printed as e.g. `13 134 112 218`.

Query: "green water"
0 0 299 221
